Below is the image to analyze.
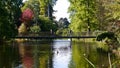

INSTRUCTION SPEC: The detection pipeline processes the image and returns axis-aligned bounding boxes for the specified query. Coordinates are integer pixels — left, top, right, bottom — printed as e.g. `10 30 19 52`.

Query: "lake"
0 39 119 68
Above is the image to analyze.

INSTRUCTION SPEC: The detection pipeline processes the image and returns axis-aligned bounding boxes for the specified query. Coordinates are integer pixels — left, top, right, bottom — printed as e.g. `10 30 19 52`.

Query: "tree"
39 16 57 32
0 0 23 40
68 0 98 32
22 0 57 18
96 0 120 31
96 0 120 54
22 0 40 23
20 8 34 23
96 0 120 41
21 0 58 33
57 18 70 28
18 8 34 35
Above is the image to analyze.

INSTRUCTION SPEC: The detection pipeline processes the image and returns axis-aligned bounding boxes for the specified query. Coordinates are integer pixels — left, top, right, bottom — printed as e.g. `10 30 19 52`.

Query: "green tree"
21 0 58 33
96 0 120 31
39 16 57 31
22 0 57 18
0 0 22 41
22 0 40 21
96 0 120 41
68 0 98 32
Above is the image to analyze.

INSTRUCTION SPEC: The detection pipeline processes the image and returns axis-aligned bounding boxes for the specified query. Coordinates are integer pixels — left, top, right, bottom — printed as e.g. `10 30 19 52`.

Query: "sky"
53 0 70 21
22 0 70 21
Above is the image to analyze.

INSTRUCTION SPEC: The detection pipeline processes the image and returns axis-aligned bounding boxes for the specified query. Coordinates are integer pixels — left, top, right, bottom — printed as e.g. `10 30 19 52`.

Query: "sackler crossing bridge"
12 31 101 39
12 36 96 39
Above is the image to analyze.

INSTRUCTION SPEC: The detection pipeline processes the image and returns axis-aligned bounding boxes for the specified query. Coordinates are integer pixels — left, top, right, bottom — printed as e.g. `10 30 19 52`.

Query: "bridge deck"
12 36 96 39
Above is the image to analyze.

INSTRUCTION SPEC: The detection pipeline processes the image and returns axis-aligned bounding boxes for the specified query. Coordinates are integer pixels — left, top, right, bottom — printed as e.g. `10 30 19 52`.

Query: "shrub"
39 16 57 32
30 24 41 33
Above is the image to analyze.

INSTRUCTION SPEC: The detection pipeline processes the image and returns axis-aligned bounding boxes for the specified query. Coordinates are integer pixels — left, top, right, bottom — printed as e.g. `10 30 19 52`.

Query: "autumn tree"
22 0 57 19
21 0 58 33
19 8 34 35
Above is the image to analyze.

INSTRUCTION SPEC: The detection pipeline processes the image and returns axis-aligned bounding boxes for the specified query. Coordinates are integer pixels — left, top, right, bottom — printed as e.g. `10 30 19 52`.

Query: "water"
0 39 120 68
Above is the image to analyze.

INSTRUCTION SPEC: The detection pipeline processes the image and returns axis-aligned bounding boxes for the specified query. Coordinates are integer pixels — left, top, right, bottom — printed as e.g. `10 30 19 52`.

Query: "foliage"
0 19 17 39
39 16 57 31
39 0 48 16
57 18 70 28
22 0 39 11
96 32 119 51
56 28 70 36
68 0 120 32
18 23 27 35
96 32 117 41
39 0 56 16
21 0 58 33
21 0 40 22
30 24 41 33
0 0 22 40
96 0 120 31
20 8 34 23
18 8 34 35
95 0 120 53
96 0 120 51
22 0 57 17
68 0 98 32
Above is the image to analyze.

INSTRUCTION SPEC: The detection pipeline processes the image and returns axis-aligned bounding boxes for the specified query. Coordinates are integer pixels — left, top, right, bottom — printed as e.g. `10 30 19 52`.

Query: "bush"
96 32 117 41
30 24 41 33
56 28 70 36
18 23 27 35
96 31 119 51
39 16 57 32
0 18 17 40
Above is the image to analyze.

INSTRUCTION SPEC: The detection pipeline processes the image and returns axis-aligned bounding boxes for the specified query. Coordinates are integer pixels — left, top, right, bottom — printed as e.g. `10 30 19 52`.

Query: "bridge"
12 36 96 39
12 31 101 39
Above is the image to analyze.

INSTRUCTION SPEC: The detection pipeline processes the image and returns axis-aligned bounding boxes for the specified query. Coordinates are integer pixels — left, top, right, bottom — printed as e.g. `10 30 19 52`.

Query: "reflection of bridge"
12 31 102 39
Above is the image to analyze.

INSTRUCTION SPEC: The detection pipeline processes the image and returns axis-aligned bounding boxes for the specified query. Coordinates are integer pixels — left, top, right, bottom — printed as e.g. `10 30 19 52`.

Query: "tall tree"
68 0 98 32
0 0 23 40
96 0 120 31
58 18 69 28
22 0 57 20
21 0 58 33
96 0 120 45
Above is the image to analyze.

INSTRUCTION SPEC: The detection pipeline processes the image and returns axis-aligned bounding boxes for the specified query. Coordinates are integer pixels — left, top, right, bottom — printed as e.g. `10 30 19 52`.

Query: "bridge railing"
18 32 57 37
61 31 103 37
18 31 104 37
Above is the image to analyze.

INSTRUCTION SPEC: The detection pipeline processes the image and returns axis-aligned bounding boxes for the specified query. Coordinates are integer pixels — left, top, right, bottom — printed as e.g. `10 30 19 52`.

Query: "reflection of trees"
18 41 53 68
18 42 34 68
0 43 20 68
37 43 53 68
70 42 88 68
69 41 111 68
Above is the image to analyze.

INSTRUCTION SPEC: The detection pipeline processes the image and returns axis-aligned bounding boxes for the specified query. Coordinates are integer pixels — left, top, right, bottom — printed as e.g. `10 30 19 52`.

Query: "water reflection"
0 43 20 68
53 39 71 68
0 39 120 68
17 41 52 68
69 41 119 68
18 42 34 68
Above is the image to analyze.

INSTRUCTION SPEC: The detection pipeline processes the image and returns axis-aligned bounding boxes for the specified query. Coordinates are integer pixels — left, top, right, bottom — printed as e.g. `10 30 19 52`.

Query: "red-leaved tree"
20 8 34 23
18 8 34 35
